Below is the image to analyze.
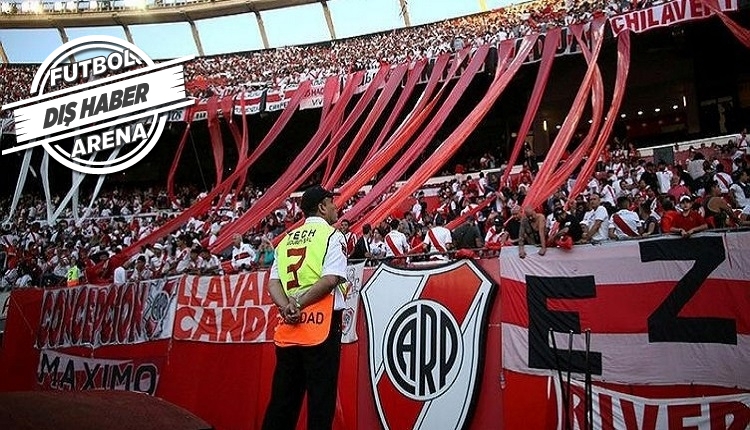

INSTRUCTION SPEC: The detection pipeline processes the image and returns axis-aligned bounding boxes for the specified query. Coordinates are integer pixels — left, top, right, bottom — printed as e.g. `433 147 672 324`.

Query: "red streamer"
206 96 225 188
523 18 606 209
702 0 750 47
344 46 490 227
325 63 410 189
166 101 196 202
355 37 537 232
569 32 632 202
529 22 607 205
500 28 561 189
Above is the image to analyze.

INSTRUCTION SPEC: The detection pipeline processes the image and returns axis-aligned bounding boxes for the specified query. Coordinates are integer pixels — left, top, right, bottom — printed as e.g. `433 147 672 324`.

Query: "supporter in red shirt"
670 195 708 238
660 197 680 233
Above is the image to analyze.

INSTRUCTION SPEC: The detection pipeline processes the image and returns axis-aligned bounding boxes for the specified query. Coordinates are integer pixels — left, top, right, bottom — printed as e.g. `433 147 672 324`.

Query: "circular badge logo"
383 299 463 401
1 36 193 175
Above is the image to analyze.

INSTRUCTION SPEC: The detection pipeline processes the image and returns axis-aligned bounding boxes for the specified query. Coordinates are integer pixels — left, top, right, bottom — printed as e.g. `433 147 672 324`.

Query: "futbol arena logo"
0 36 193 174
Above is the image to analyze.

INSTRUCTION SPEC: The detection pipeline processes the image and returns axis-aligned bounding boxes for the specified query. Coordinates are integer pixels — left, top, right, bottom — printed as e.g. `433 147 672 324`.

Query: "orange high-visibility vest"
274 221 336 347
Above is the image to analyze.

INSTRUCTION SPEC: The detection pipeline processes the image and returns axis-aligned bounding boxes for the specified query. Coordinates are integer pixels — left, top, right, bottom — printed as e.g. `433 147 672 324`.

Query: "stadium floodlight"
66 1 78 11
54 1 63 11
89 0 98 9
0 2 9 13
672 104 678 110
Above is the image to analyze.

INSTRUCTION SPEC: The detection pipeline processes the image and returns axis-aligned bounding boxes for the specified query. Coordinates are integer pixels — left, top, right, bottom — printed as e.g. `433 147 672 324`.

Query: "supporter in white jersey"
608 196 641 240
424 218 453 260
655 161 673 195
581 193 610 242
384 219 409 261
231 233 256 272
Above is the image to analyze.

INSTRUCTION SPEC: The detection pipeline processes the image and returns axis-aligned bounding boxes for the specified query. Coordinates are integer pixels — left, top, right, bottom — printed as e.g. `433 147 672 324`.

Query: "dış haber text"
44 83 149 128
71 123 148 158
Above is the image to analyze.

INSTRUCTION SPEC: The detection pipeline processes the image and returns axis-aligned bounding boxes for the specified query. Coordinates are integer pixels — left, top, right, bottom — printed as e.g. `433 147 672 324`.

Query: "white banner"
37 349 164 395
555 378 750 430
609 0 738 35
35 277 180 349
13 66 187 144
501 232 750 389
341 262 365 344
175 265 364 344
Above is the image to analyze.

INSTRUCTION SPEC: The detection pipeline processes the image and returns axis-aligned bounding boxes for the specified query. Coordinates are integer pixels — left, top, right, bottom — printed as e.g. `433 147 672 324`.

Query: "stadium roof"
0 0 320 28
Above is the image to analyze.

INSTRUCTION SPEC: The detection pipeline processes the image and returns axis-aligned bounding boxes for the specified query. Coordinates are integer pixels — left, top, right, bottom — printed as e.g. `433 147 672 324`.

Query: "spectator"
518 206 546 258
638 202 661 236
581 193 609 243
424 216 453 260
231 233 256 272
198 247 223 275
384 219 409 264
608 196 641 240
550 208 584 244
256 238 276 268
670 195 708 238
129 255 153 283
452 216 483 250
369 228 388 260
350 223 372 260
729 170 750 209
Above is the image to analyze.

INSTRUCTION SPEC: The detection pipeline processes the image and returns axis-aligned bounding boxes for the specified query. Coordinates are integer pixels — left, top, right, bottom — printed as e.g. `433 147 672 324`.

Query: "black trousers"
262 310 342 430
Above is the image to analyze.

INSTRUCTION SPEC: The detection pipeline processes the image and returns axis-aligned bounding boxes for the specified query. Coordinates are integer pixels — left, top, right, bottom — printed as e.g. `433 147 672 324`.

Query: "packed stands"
2 133 748 289
1 0 652 104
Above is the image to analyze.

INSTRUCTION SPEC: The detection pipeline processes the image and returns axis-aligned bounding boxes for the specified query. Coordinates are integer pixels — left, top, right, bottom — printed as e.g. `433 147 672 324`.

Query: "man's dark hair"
362 223 372 235
389 219 400 230
617 196 631 209
662 198 675 211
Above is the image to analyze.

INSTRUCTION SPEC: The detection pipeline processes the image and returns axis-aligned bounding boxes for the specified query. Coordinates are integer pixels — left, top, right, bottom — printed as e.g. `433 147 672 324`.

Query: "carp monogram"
362 260 497 430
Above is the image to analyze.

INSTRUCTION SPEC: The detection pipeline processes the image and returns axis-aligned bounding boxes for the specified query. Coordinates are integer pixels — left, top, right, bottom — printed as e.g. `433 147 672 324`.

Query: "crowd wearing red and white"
0 0 656 107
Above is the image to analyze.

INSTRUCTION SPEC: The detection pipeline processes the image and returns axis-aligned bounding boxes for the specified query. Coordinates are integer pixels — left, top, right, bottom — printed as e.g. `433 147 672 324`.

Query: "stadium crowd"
1 133 749 290
1 0 657 106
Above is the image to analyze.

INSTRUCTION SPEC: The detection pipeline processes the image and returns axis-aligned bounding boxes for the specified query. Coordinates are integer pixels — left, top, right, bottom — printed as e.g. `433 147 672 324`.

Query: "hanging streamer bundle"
332 47 478 225
500 28 562 188
523 18 606 210
111 81 312 268
569 32 632 202
209 71 371 251
206 96 225 188
344 47 490 227
322 65 391 184
525 21 607 209
167 100 196 202
324 63 410 188
356 37 537 231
